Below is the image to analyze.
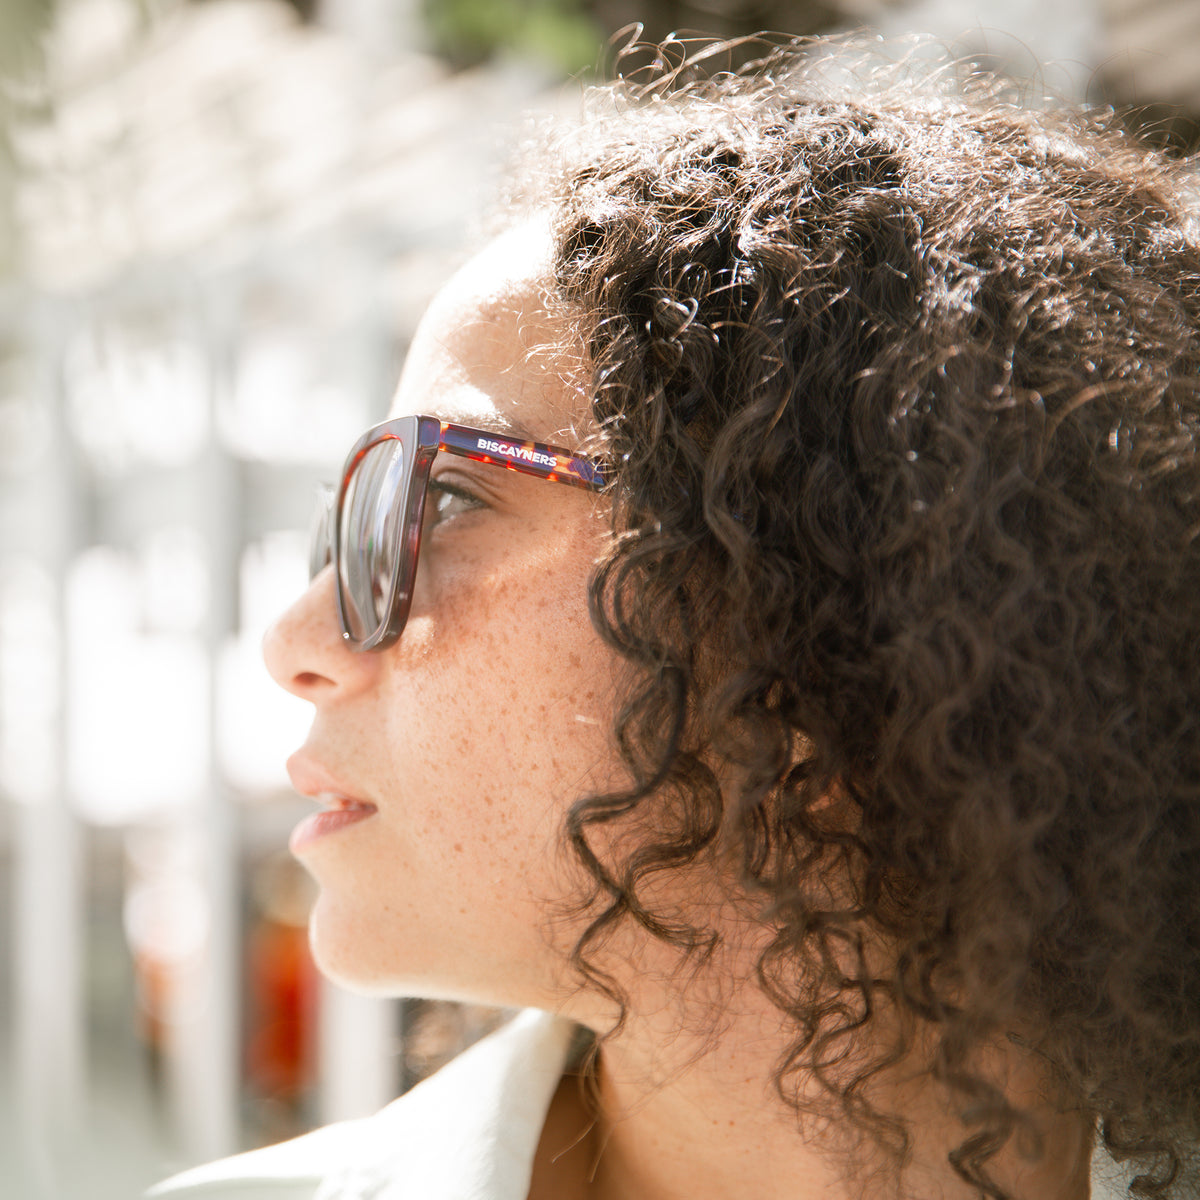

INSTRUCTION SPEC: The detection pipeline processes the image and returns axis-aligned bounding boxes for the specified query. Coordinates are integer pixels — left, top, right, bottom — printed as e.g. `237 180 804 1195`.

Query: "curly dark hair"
516 35 1200 1200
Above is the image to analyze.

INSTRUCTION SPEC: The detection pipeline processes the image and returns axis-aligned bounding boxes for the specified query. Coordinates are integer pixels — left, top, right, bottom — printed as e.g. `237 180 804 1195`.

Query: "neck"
549 980 1093 1200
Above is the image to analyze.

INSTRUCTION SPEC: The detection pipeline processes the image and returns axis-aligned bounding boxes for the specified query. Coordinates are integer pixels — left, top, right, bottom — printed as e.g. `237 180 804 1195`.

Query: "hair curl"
527 36 1200 1199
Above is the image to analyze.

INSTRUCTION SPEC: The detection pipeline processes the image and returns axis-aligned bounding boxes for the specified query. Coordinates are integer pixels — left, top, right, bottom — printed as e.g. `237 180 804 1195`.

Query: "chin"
304 892 408 996
303 882 580 1013
305 893 495 1004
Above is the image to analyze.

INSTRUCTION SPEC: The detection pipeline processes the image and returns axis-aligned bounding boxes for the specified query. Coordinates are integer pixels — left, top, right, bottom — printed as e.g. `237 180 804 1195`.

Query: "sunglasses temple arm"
437 423 604 490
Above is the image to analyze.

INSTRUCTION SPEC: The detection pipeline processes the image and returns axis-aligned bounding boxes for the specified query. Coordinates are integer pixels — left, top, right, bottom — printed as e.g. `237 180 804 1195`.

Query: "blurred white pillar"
160 301 241 1164
9 300 86 1198
161 790 239 1164
319 981 400 1124
12 781 84 1198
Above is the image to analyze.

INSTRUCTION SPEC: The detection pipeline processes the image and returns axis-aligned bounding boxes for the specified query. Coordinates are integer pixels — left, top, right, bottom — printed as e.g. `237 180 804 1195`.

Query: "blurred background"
0 1 1196 1197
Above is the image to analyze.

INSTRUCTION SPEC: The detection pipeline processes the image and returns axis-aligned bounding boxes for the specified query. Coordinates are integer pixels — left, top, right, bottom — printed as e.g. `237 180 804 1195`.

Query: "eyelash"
425 477 486 530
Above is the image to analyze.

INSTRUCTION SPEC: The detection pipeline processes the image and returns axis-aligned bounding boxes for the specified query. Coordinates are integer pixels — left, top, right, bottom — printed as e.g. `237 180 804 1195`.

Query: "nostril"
293 671 333 690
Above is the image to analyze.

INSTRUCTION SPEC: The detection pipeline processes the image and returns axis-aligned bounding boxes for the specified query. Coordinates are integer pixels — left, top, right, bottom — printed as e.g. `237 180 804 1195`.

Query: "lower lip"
290 802 378 854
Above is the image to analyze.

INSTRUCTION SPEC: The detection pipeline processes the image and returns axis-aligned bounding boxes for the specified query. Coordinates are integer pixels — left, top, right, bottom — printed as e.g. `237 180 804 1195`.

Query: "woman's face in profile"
262 225 619 1008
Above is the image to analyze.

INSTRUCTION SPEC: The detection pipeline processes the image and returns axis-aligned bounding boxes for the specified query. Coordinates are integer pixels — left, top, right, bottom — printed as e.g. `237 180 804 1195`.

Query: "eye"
423 477 485 534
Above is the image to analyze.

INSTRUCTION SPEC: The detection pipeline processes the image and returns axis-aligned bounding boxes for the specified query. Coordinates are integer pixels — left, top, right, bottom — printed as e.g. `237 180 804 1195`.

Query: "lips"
289 796 379 854
286 753 379 855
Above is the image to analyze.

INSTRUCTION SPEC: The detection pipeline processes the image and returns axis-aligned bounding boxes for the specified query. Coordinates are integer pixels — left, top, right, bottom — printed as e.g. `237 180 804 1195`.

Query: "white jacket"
148 1009 576 1200
149 1007 1131 1200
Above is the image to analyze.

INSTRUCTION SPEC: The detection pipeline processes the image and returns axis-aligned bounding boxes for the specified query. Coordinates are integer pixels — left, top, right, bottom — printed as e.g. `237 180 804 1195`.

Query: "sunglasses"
310 415 605 651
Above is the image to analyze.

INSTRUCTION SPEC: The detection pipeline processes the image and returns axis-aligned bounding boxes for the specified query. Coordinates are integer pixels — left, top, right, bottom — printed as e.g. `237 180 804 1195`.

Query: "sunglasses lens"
339 437 408 642
308 486 335 581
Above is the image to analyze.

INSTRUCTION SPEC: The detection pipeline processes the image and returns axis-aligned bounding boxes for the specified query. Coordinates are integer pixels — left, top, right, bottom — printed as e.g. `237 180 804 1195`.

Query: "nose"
262 567 380 702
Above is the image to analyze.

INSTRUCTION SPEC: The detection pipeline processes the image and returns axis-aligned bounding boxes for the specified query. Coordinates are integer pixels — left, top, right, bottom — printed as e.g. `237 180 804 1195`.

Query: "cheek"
301 510 626 1004
379 512 619 846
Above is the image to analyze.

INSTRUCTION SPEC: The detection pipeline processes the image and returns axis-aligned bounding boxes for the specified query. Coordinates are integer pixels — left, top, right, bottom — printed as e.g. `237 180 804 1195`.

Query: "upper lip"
286 751 377 810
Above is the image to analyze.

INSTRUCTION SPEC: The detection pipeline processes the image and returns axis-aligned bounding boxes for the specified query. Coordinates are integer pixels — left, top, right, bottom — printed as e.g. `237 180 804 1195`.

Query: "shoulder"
147 1008 581 1200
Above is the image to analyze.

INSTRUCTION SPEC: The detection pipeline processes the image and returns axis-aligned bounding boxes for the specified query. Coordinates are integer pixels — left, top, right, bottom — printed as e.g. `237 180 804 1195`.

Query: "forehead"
388 224 585 441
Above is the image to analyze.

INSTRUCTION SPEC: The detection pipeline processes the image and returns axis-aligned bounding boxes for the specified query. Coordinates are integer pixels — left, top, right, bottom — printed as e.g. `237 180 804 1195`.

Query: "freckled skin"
262 226 621 1010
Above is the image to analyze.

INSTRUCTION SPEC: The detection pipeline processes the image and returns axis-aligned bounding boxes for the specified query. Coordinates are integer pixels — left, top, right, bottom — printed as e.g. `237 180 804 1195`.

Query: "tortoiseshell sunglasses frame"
311 415 605 651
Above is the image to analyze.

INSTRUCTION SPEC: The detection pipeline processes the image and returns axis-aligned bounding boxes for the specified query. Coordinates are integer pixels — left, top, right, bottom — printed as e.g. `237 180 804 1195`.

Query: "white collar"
151 1005 1127 1200
149 1008 577 1200
317 1008 577 1200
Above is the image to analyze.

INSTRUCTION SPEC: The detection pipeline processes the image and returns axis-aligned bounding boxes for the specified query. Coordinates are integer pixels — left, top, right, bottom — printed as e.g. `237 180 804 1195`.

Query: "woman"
153 37 1200 1200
